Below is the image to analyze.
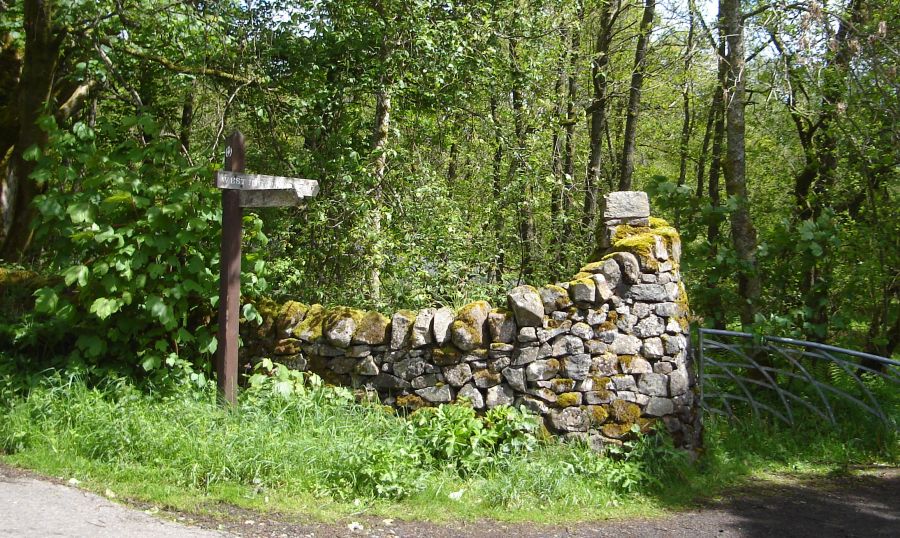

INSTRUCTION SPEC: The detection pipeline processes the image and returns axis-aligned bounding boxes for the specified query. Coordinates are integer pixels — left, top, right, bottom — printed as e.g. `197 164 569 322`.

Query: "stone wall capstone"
241 191 701 450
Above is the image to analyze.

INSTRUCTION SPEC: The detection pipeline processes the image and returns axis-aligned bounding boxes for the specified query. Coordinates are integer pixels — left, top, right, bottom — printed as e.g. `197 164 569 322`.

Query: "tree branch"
742 2 806 21
99 37 256 85
55 80 96 121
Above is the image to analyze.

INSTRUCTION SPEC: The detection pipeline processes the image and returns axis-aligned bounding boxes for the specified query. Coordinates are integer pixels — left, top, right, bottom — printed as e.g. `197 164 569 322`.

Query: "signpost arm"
216 131 244 404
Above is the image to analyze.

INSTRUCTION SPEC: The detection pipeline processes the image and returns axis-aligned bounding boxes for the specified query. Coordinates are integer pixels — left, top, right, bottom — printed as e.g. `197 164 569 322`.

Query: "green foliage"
0 370 694 509
4 116 268 377
703 413 898 474
407 403 538 475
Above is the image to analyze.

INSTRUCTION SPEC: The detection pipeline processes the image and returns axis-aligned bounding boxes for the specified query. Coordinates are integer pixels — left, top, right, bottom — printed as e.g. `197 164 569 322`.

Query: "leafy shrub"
8 116 267 377
407 403 539 475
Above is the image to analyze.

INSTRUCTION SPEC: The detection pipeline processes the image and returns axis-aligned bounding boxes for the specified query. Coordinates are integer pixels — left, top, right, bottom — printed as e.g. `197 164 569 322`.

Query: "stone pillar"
590 191 700 449
598 190 651 248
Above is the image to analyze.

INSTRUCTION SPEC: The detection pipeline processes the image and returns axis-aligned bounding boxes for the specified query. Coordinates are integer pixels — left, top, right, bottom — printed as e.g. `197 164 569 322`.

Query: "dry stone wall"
242 191 701 450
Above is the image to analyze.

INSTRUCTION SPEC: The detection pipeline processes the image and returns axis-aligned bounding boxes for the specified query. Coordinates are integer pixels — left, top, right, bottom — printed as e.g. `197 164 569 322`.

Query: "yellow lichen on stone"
473 369 501 384
456 300 491 322
292 304 326 341
433 346 461 365
610 399 641 423
396 394 428 410
248 297 278 339
590 405 609 425
451 300 491 348
551 378 576 392
255 297 279 319
638 417 656 433
590 376 612 399
556 392 580 407
610 227 659 269
354 310 391 344
323 306 365 329
601 422 633 439
603 223 683 271
0 268 47 296
568 276 595 288
674 281 692 331
579 261 605 273
276 301 309 334
542 284 573 310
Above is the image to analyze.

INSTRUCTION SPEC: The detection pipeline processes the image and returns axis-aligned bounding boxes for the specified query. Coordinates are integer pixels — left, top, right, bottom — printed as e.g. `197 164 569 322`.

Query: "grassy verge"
1 366 897 524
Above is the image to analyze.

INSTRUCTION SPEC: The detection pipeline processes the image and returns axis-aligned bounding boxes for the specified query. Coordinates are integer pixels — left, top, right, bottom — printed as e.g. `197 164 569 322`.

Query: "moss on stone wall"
293 304 326 341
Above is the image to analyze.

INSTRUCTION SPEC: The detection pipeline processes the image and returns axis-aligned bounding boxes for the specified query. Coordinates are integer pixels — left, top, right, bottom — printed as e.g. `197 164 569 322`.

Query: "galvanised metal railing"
697 328 900 428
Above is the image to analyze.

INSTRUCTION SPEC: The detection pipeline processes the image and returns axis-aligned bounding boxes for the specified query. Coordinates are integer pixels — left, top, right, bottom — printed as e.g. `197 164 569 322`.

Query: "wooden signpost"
215 131 319 403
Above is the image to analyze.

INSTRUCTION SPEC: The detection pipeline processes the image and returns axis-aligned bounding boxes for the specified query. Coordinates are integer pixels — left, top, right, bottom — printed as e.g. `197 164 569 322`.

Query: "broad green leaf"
33 287 59 313
141 354 161 371
149 263 166 278
89 297 122 320
22 144 41 161
63 265 89 287
76 334 105 357
67 202 94 224
73 122 94 140
103 191 134 206
201 335 217 354
146 295 176 329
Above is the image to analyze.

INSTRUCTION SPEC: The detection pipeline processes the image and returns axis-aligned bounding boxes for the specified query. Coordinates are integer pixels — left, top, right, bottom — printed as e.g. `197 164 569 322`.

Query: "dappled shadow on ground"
163 467 900 537
706 467 900 538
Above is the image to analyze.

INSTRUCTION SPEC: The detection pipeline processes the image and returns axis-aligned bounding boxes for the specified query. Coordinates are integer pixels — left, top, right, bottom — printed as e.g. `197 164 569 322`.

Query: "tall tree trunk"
561 6 581 256
618 0 656 191
584 0 616 229
0 31 22 163
0 32 18 240
179 82 195 153
695 95 714 198
720 0 761 328
508 38 533 280
550 29 567 229
447 140 458 184
675 5 694 227
706 89 726 329
490 97 505 284
805 0 862 339
369 82 391 304
0 0 64 261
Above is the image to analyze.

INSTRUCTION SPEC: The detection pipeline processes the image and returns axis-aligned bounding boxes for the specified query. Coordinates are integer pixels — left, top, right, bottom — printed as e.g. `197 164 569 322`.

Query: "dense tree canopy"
0 0 897 375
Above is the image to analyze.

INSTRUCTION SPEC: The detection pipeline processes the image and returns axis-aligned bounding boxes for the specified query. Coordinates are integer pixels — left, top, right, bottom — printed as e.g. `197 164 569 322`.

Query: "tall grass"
0 365 896 523
0 369 692 521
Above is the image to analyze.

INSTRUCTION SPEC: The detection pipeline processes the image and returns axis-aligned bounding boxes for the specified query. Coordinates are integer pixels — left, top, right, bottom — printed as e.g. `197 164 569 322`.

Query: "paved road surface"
0 466 230 537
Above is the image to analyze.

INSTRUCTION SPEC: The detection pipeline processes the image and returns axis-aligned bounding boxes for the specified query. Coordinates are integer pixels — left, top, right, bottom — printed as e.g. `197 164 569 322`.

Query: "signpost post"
215 131 319 404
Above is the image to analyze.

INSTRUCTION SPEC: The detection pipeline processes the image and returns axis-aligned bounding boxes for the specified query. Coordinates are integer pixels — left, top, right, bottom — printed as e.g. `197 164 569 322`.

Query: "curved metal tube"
697 328 898 429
